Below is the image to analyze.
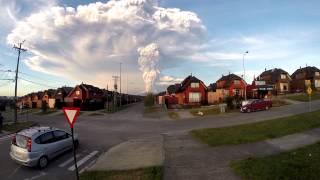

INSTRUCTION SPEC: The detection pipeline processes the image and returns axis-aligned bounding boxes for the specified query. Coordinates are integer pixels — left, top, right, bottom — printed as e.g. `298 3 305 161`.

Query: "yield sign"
62 107 80 128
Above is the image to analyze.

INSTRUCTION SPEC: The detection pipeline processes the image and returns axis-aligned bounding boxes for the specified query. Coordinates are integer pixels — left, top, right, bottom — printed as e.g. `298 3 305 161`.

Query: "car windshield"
15 135 28 149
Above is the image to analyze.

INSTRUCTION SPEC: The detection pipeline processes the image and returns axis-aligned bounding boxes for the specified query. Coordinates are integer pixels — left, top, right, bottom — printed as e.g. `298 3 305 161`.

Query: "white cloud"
157 75 183 86
0 0 56 28
7 0 206 93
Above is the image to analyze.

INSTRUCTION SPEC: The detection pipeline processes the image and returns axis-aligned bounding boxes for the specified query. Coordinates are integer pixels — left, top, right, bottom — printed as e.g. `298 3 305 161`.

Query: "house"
291 66 320 92
54 87 73 109
215 73 246 98
19 94 32 108
64 83 104 110
258 68 291 95
30 92 42 108
41 89 56 108
246 79 273 99
171 75 208 106
207 83 227 104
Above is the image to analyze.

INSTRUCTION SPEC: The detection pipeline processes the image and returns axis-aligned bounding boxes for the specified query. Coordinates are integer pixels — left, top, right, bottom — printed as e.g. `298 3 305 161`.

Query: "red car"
240 99 272 113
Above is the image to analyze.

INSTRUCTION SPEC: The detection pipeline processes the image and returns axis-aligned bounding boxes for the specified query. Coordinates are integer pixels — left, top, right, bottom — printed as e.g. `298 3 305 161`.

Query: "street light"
243 51 249 100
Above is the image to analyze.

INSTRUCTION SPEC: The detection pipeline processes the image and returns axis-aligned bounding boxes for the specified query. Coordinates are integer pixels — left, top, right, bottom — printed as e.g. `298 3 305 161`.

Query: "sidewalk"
89 135 164 171
163 127 320 180
86 127 320 179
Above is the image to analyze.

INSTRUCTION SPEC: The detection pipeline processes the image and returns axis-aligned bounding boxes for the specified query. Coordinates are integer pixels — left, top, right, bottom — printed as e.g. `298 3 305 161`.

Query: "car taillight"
27 137 32 152
11 134 16 145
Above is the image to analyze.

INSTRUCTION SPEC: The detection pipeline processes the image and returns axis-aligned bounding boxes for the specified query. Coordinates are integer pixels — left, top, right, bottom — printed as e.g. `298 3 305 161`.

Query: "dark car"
240 99 272 113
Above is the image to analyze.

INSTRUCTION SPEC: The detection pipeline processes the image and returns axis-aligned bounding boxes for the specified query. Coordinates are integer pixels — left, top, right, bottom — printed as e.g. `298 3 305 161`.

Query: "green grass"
191 110 320 147
103 106 128 114
286 92 320 102
80 166 163 180
144 106 160 114
35 109 57 115
272 99 291 107
88 112 104 116
231 142 320 180
189 106 221 116
3 121 36 132
167 111 180 120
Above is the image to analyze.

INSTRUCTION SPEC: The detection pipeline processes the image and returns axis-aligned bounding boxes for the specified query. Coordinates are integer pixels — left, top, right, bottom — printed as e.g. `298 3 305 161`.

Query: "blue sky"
0 0 320 96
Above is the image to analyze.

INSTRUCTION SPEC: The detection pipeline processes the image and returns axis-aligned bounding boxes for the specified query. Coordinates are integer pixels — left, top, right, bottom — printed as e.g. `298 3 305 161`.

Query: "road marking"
68 151 99 171
79 158 97 174
24 172 47 180
58 154 81 167
0 135 12 142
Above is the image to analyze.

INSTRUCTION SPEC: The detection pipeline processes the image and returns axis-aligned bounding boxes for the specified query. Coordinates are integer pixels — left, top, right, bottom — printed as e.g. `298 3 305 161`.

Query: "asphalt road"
1 100 320 180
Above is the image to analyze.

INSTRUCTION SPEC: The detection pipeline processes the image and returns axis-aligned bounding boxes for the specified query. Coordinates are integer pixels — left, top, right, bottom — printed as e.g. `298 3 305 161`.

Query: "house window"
281 74 286 79
280 83 288 92
234 89 240 96
316 72 320 77
189 92 201 103
234 80 240 85
76 90 80 95
315 80 320 88
191 83 199 88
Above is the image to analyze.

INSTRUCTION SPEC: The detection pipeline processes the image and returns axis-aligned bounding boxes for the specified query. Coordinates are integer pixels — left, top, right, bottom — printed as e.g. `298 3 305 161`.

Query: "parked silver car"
10 126 79 168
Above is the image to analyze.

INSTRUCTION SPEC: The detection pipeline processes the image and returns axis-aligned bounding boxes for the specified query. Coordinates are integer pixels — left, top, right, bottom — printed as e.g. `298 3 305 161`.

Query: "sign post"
307 86 312 112
63 107 80 180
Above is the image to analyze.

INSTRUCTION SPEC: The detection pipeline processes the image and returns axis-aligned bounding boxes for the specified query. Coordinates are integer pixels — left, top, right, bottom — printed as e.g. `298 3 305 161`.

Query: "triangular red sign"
62 107 80 128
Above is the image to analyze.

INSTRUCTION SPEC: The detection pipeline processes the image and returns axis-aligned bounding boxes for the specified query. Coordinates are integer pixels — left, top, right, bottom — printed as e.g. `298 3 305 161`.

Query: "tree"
144 93 155 107
41 101 48 113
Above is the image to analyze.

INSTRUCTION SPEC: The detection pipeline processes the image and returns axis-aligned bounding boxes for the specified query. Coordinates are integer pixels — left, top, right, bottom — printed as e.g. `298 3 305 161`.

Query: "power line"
0 81 13 87
1 69 66 86
20 77 58 89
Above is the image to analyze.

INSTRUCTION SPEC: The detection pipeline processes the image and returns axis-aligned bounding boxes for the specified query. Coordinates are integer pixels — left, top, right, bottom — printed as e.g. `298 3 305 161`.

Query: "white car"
10 126 79 168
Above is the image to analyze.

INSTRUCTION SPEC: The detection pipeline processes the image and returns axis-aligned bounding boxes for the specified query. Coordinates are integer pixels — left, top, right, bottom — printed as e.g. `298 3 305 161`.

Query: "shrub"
144 93 155 107
41 101 48 113
225 96 235 109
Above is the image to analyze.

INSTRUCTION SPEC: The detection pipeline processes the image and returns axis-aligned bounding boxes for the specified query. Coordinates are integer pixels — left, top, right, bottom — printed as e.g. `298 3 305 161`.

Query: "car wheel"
38 156 49 169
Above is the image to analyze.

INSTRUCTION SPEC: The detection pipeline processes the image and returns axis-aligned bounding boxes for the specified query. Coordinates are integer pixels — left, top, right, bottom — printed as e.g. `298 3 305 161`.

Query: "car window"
39 132 55 144
54 130 68 141
16 135 28 148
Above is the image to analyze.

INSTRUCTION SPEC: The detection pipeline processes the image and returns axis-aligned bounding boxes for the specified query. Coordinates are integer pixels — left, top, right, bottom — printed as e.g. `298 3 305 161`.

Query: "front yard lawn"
35 109 57 115
271 99 291 107
191 110 320 147
3 121 36 132
144 106 160 114
167 111 180 120
80 166 163 180
189 106 221 116
231 142 320 180
286 92 320 102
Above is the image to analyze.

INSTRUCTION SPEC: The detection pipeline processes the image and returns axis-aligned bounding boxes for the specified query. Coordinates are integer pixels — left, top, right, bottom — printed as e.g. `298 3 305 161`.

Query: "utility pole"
13 41 27 123
112 75 119 112
119 63 122 107
243 51 248 101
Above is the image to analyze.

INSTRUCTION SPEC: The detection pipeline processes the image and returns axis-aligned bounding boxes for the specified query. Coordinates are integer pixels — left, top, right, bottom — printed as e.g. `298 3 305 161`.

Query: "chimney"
265 68 266 71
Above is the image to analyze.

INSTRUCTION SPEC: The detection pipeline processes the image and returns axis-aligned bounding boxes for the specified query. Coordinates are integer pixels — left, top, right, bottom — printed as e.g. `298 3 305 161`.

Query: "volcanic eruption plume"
138 43 160 93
